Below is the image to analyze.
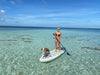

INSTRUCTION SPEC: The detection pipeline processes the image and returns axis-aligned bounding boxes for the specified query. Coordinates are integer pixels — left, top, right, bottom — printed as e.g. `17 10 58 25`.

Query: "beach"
0 27 100 75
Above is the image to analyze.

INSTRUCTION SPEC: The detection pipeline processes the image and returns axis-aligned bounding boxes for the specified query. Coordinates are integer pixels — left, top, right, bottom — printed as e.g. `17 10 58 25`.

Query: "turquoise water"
0 28 100 75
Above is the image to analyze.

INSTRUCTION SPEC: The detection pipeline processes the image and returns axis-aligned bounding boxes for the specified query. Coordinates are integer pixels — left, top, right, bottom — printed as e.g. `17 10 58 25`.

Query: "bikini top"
56 34 61 37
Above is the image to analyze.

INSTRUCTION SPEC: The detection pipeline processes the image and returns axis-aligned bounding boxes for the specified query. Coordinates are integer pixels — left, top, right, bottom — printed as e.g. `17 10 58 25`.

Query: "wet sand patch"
81 47 100 51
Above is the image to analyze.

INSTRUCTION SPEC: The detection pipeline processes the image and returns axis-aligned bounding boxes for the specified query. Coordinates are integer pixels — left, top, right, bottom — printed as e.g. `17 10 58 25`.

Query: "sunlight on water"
0 28 100 75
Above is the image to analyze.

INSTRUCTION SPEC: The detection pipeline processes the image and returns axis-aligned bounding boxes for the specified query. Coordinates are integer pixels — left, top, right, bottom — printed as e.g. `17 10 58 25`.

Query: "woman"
53 28 61 52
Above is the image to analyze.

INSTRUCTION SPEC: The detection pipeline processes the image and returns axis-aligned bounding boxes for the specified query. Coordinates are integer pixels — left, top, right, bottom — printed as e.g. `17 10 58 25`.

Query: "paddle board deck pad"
40 49 65 62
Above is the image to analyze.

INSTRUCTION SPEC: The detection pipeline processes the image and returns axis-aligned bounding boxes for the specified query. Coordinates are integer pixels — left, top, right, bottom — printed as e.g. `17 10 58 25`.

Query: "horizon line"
0 26 100 29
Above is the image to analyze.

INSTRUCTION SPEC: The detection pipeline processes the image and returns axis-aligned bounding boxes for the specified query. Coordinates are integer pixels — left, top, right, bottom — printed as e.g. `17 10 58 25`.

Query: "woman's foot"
55 49 57 52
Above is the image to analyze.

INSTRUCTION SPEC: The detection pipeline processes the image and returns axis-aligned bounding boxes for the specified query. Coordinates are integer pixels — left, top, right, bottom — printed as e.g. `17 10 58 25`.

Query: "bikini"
55 34 61 40
56 34 60 37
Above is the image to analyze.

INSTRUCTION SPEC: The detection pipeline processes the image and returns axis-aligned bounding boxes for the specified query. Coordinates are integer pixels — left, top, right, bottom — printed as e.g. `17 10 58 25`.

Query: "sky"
0 0 100 28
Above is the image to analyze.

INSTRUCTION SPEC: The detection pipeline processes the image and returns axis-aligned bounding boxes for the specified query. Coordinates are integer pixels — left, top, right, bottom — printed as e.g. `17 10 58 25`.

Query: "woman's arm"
53 32 57 36
59 32 61 40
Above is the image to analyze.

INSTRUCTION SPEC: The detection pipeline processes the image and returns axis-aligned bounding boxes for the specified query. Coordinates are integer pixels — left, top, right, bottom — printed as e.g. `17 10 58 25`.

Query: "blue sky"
0 0 100 28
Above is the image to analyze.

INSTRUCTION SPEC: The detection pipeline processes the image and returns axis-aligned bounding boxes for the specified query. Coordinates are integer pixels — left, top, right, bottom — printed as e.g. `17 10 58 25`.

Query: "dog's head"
41 48 45 51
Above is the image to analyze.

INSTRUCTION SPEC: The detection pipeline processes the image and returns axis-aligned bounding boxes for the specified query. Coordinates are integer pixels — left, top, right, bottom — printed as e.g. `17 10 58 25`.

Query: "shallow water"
0 28 100 75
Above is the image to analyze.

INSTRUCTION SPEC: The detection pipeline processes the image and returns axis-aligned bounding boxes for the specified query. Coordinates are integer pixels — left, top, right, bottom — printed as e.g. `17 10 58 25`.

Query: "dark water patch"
69 36 77 39
78 35 89 37
62 35 88 40
78 39 90 41
8 44 12 46
7 35 11 37
95 66 100 72
24 41 32 43
21 37 32 43
17 72 23 75
98 44 100 46
96 35 100 38
21 38 31 40
13 35 31 38
81 47 100 51
0 40 17 41
21 35 30 36
0 40 7 41
7 40 17 41
13 36 20 38
62 36 77 39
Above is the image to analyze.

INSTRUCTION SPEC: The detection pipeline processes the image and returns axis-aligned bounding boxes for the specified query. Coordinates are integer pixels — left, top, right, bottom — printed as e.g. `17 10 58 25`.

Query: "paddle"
53 33 71 56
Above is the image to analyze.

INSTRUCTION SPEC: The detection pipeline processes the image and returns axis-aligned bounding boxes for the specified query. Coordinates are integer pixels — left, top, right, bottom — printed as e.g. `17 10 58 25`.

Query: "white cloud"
0 10 6 13
10 1 16 5
0 10 6 14
41 10 100 17
15 9 100 23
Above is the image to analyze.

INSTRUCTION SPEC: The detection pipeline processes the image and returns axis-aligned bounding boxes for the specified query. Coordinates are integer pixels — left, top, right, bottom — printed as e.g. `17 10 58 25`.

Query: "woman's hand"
53 33 55 36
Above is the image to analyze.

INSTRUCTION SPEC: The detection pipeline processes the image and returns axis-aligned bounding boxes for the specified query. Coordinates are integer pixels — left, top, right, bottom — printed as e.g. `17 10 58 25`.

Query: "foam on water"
0 28 100 75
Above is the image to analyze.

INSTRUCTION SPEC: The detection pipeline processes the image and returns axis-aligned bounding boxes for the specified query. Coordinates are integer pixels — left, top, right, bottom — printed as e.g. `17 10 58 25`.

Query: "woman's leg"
58 41 61 52
55 40 57 51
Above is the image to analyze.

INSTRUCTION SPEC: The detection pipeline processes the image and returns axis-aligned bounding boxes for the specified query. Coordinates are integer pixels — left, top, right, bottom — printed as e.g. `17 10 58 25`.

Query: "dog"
41 48 50 58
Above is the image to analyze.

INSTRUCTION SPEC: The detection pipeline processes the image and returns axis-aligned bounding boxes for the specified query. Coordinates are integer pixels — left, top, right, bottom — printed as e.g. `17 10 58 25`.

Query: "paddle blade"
61 47 71 56
67 52 71 56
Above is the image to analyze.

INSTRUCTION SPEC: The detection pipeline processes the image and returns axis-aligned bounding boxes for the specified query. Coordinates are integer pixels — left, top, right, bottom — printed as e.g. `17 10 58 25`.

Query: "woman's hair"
57 28 60 30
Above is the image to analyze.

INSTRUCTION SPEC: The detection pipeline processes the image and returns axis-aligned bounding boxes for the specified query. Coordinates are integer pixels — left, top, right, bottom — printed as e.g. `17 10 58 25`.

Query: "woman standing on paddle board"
53 28 61 52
